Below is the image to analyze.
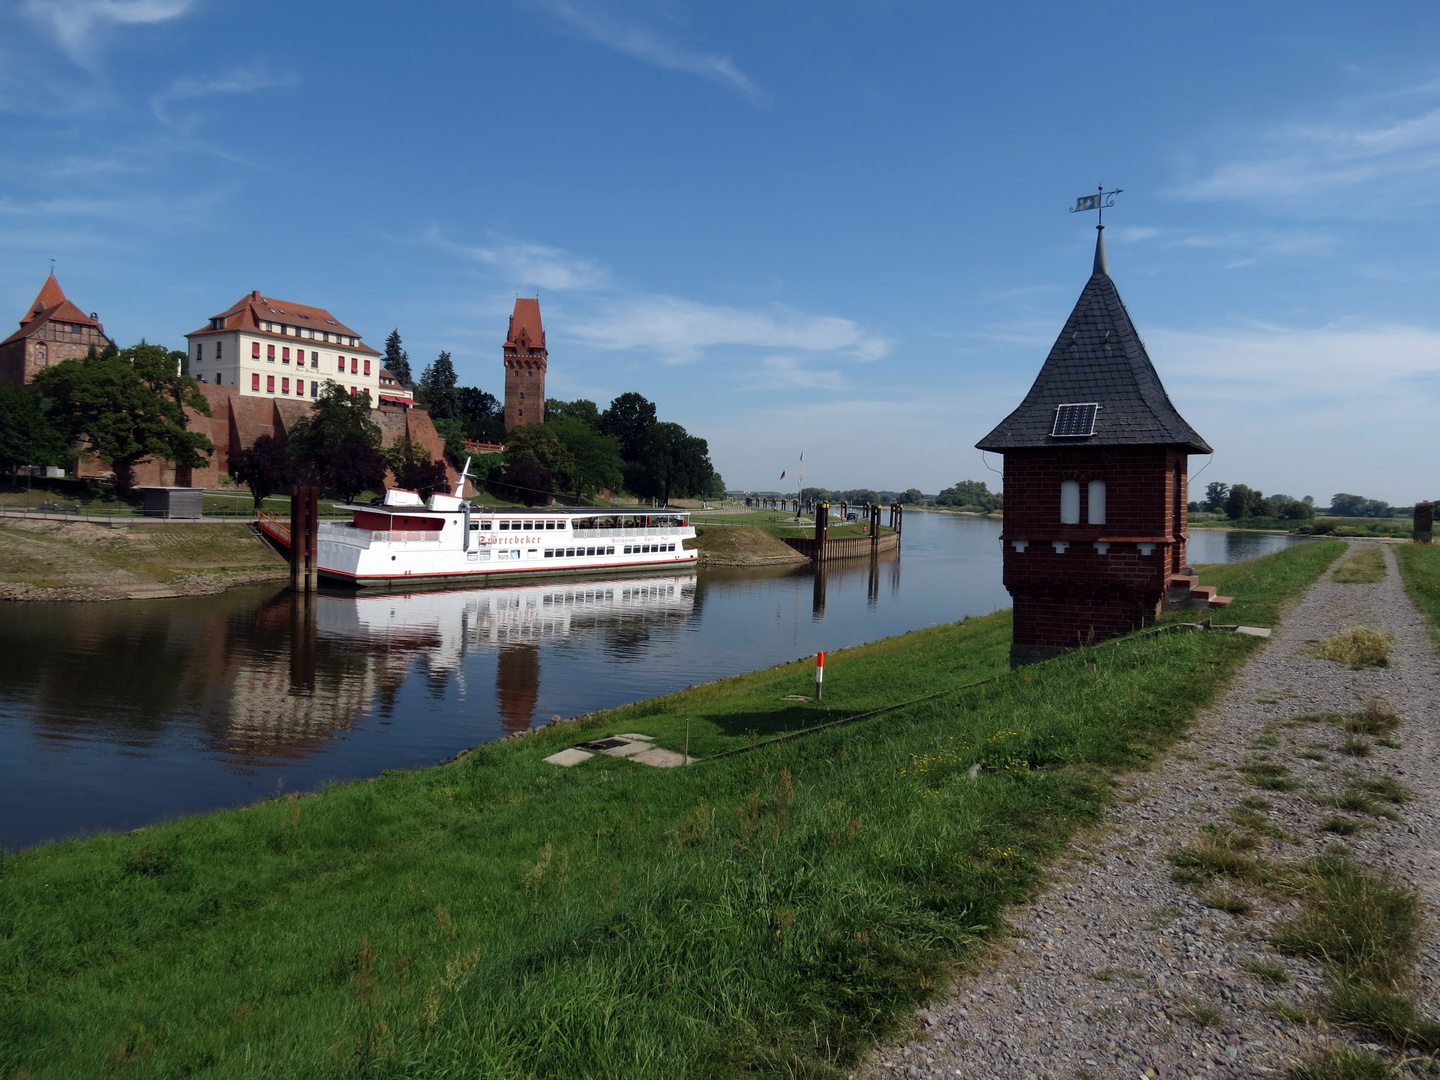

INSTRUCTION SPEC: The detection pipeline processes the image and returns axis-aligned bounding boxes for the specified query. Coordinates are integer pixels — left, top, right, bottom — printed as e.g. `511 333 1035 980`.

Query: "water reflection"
0 513 1302 849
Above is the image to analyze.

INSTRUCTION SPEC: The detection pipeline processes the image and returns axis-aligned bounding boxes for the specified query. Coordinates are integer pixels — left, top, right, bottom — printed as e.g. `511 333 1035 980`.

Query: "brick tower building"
976 225 1213 667
503 298 546 430
0 274 115 387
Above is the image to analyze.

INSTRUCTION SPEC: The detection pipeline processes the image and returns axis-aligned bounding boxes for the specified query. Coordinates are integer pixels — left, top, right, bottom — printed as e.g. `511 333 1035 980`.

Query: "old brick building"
0 274 115 386
503 298 546 430
976 225 1213 667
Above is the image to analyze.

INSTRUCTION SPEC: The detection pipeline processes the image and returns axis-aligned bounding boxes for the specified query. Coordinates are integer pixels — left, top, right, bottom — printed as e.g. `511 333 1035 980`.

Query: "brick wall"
1000 445 1192 662
503 354 545 430
0 325 114 387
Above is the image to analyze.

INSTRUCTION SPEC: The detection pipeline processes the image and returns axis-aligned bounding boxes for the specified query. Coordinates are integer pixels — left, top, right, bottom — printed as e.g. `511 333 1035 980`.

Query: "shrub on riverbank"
0 542 1343 1079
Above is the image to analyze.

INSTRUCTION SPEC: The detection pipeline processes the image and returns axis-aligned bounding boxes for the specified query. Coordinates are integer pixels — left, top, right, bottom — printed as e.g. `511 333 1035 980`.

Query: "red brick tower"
503 298 546 431
976 225 1212 667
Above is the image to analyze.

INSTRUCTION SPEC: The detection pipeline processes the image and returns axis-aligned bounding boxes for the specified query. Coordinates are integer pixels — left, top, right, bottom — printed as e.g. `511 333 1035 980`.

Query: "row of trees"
933 479 1002 511
476 393 720 507
382 331 505 446
1201 483 1399 520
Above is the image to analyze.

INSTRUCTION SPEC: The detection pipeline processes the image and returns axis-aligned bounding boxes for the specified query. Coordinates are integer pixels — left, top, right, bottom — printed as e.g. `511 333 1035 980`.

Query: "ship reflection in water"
239 575 698 758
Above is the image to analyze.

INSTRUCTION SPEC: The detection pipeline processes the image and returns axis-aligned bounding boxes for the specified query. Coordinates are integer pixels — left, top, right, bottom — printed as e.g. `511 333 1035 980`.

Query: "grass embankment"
0 542 1343 1079
1396 544 1440 653
0 519 285 601
1192 512 1414 539
694 508 894 541
684 526 807 566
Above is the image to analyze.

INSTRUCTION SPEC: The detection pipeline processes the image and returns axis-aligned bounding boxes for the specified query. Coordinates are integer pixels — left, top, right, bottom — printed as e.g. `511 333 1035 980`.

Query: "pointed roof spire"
975 229 1210 454
33 273 66 312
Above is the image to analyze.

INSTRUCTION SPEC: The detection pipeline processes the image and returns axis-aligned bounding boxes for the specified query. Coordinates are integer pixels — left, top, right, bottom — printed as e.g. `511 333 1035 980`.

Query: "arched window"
1060 480 1080 524
1088 480 1106 525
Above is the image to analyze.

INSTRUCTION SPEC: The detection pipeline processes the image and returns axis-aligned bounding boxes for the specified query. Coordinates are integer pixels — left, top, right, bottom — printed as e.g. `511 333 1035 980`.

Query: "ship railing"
316 522 442 547
571 526 688 538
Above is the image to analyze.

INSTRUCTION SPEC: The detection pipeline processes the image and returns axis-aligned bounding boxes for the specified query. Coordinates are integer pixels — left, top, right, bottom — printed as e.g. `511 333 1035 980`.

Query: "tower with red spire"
502 298 547 431
0 275 114 386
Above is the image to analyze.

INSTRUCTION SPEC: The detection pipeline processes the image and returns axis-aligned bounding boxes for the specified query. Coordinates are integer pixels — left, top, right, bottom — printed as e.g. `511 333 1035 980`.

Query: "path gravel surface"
856 541 1440 1080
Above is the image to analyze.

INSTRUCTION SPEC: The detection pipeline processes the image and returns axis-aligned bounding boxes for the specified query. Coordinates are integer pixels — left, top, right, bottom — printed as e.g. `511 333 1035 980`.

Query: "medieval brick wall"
1000 445 1191 659
503 356 544 430
0 326 111 387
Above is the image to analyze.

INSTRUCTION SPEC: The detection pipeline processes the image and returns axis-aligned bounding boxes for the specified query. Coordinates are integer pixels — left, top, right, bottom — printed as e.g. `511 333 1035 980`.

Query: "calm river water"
0 517 1299 849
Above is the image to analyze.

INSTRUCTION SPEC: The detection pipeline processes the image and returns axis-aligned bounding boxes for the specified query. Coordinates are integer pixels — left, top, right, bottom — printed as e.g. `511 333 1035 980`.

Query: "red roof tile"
1 274 109 347
187 290 379 356
504 298 546 352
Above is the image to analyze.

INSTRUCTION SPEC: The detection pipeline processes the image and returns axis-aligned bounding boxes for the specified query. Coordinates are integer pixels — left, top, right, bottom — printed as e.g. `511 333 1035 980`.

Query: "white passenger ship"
259 462 698 588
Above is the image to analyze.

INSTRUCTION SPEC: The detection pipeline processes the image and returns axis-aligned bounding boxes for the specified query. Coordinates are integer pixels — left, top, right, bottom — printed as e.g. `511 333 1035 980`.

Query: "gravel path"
857 541 1440 1080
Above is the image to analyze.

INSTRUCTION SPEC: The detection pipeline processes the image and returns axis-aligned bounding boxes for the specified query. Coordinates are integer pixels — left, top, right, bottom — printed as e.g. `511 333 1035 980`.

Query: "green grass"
1396 544 1440 653
0 540 1343 1079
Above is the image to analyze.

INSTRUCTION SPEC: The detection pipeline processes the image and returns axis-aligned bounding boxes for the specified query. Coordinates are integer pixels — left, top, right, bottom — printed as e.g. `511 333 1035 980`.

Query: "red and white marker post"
815 650 825 700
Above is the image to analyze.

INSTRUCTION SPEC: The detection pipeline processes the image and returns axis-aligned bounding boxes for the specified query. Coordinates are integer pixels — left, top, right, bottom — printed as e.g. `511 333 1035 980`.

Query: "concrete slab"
600 740 652 758
1235 626 1273 638
613 733 655 742
543 747 594 767
631 746 691 768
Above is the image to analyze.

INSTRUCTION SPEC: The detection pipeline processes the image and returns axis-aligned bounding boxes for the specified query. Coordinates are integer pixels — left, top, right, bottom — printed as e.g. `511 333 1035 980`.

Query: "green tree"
547 415 623 498
227 434 292 509
0 385 68 476
800 486 831 503
600 392 657 460
383 329 412 388
504 424 576 485
430 417 467 465
286 382 386 501
35 343 213 495
546 398 602 429
1204 482 1230 512
632 422 715 505
387 438 450 499
901 488 925 505
492 458 553 507
1224 484 1272 519
417 351 459 420
456 386 503 443
934 480 998 510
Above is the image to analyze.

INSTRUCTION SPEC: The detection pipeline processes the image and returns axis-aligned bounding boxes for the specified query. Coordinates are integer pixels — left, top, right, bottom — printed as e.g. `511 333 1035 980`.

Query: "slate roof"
976 228 1211 454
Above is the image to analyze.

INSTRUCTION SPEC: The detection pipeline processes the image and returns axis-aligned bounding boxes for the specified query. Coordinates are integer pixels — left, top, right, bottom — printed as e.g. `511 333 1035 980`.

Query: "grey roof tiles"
976 229 1211 454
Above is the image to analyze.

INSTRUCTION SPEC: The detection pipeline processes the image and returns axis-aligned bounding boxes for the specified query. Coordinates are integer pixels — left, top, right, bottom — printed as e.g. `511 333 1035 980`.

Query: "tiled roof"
186 290 379 356
2 274 110 347
504 298 546 352
976 228 1211 454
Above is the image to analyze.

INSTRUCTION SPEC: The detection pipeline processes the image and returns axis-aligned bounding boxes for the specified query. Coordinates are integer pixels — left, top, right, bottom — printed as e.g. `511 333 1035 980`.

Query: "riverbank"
0 542 1342 1079
863 539 1440 1079
685 525 808 566
0 518 287 602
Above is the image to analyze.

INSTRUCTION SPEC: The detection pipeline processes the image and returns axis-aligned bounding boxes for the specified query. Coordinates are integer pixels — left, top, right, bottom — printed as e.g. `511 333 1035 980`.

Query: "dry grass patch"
1332 546 1388 584
1308 628 1394 669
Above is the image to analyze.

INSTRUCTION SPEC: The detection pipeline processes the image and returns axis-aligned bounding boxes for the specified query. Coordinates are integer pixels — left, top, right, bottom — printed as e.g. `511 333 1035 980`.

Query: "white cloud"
528 0 761 100
24 0 194 61
151 66 296 130
1173 83 1440 214
744 355 850 391
427 231 609 292
571 294 890 365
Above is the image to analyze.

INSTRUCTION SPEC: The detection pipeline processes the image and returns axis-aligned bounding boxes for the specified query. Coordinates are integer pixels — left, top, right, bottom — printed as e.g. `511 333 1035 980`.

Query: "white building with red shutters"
184 290 382 406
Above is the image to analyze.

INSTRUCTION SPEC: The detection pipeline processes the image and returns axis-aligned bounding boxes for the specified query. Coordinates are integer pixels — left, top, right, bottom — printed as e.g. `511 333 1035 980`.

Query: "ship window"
499 521 510 530
567 547 576 557
469 522 479 531
523 521 533 530
480 520 492 530
557 521 566 530
586 546 595 556
607 546 615 555
1060 480 1081 524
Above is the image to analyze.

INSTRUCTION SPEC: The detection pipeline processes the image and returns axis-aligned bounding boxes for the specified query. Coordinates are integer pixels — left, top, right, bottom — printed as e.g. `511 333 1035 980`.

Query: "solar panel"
1051 403 1099 437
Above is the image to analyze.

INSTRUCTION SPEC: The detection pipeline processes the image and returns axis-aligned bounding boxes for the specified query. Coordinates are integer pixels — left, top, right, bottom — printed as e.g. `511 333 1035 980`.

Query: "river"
0 516 1299 849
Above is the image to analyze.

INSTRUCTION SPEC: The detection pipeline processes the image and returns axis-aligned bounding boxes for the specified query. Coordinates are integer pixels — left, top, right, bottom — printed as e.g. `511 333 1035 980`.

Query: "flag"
1073 193 1102 212
799 451 803 461
779 471 786 480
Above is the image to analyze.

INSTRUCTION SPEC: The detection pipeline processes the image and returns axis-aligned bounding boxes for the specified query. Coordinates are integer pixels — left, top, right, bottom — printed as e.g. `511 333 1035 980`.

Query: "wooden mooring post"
289 485 320 593
869 502 881 557
1417 501 1434 544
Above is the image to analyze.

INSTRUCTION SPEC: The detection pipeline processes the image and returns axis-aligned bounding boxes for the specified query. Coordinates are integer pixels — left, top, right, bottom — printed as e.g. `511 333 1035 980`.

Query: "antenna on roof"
49 258 55 275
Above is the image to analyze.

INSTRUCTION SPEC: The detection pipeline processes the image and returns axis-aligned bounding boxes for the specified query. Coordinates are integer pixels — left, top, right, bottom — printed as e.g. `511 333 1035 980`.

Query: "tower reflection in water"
252 575 699 749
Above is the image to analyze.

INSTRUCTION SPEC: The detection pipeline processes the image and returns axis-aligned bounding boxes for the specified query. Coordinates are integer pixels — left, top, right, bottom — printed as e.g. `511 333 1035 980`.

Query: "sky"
2 1 1439 503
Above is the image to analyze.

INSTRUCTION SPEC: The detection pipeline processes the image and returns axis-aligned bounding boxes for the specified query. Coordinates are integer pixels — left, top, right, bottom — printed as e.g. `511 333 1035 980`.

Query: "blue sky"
3 1 1439 502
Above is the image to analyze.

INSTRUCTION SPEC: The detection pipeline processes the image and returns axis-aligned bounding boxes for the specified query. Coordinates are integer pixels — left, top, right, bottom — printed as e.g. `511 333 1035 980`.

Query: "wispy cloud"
1173 81 1440 214
744 355 851 391
151 66 297 131
572 294 889 365
24 0 195 62
426 230 609 292
528 0 761 100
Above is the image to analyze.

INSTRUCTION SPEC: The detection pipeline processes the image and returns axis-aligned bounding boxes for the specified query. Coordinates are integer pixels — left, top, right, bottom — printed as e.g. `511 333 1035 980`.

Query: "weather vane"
1069 185 1123 227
